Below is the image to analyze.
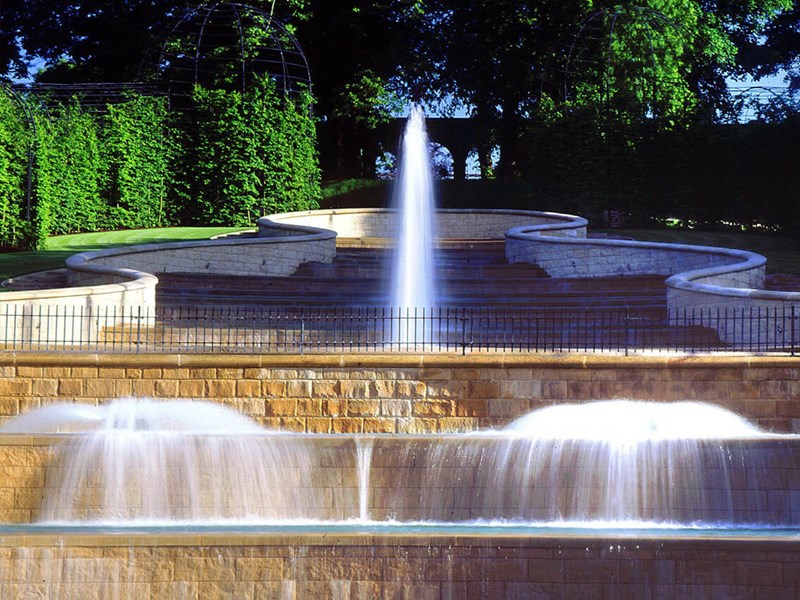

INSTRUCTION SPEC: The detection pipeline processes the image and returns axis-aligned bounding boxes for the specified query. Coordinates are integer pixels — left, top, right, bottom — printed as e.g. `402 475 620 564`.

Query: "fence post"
300 316 305 355
792 305 796 357
624 308 630 357
460 311 467 356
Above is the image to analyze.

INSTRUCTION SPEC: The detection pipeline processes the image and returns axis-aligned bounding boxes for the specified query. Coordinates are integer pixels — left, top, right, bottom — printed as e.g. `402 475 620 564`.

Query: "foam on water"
0 402 105 433
503 400 766 441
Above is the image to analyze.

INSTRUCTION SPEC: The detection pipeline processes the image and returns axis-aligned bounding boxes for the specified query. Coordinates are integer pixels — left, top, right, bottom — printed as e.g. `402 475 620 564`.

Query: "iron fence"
0 304 796 355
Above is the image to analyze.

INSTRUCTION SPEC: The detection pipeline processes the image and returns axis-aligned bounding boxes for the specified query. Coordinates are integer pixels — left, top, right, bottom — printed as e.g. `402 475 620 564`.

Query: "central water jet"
389 105 438 343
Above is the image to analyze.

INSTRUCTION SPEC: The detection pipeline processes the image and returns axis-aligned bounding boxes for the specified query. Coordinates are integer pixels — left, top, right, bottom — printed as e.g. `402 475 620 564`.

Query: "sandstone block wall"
0 354 797 433
2 436 798 525
1 535 799 599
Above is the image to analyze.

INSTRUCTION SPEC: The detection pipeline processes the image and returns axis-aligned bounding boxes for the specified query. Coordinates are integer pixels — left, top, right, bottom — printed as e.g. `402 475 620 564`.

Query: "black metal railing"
0 304 796 355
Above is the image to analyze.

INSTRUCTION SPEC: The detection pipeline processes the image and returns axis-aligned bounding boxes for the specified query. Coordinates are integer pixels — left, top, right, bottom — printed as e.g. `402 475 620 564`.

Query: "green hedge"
102 95 173 230
524 116 800 231
174 77 320 226
0 93 31 248
34 101 104 243
0 82 320 249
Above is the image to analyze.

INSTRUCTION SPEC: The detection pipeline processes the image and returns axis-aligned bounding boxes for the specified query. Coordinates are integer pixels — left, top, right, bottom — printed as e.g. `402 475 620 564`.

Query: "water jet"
389 106 438 344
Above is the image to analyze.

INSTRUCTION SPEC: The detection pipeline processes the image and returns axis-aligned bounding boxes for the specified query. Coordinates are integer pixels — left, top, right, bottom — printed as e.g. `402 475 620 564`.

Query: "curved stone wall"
0 222 335 346
260 208 586 240
0 207 797 349
506 225 799 347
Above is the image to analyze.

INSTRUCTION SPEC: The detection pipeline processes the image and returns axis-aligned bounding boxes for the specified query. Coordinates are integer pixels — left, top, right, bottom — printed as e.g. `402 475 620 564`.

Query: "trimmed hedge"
0 81 320 249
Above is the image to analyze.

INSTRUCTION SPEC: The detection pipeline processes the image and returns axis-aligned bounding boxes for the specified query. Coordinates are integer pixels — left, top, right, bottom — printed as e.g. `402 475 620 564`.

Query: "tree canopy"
1 0 796 178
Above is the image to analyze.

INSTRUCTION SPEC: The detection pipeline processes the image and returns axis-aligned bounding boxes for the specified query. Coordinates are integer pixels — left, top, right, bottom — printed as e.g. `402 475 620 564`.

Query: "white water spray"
355 438 373 521
390 105 437 342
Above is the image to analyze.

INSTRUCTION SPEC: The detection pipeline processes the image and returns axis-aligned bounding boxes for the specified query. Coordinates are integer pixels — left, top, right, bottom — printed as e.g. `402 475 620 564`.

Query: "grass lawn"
0 227 250 282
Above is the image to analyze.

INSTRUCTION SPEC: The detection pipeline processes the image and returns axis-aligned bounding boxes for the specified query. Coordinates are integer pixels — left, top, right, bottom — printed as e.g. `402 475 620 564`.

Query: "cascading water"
355 438 373 521
384 401 786 526
3 398 795 528
389 105 438 343
29 399 349 524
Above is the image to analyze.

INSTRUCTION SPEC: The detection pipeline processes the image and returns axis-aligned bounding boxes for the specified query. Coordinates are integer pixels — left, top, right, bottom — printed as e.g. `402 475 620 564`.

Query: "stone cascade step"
156 245 669 310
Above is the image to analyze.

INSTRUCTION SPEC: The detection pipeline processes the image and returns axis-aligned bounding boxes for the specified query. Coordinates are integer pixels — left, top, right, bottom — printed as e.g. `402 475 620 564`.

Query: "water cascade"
29 399 350 524
389 105 438 343
386 401 780 525
3 398 795 528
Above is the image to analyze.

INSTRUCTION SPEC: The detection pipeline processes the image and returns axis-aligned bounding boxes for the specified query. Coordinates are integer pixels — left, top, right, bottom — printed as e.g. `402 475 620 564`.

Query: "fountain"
1 394 800 595
0 398 796 528
389 105 438 343
31 399 332 523
0 107 798 597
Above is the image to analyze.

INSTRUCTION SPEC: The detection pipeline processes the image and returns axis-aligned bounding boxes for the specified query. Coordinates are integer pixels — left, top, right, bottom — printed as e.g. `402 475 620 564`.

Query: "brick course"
0 353 798 433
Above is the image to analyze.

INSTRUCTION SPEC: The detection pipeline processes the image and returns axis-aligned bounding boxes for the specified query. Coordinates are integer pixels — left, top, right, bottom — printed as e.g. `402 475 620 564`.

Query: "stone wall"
261 208 586 240
506 228 800 347
0 353 797 433
66 231 336 283
0 226 335 347
505 231 762 281
1 534 799 598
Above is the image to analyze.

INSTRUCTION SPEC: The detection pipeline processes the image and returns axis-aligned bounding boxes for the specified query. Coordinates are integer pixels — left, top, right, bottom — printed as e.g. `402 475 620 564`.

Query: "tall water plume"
389 105 437 341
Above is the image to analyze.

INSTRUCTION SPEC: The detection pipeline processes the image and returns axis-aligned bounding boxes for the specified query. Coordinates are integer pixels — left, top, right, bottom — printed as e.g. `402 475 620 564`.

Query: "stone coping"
0 274 156 303
0 530 798 548
507 226 800 303
0 351 795 369
0 208 572 310
503 213 589 236
261 207 586 240
65 223 335 278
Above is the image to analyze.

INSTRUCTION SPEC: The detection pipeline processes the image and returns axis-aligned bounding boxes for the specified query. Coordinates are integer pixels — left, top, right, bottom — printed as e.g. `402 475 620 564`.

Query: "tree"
401 0 591 177
293 1 422 178
400 0 793 177
734 3 800 91
4 0 308 83
9 0 181 82
0 0 28 80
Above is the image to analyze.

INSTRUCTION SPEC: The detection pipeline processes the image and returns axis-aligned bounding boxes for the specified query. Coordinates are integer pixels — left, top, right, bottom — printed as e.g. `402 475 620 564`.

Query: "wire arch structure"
142 2 312 109
546 5 692 124
725 85 797 123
